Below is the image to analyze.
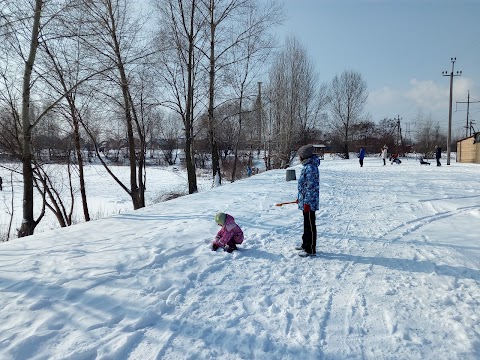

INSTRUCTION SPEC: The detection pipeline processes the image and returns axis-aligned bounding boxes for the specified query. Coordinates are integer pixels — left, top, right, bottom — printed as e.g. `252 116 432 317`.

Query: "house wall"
457 136 479 163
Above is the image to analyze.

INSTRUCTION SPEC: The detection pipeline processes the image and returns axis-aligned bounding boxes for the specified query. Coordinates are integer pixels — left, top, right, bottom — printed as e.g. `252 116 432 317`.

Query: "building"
456 132 480 163
312 144 326 160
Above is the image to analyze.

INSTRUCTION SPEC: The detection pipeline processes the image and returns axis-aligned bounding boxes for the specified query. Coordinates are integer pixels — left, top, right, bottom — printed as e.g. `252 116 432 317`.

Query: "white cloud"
405 79 448 110
368 77 476 122
369 86 399 108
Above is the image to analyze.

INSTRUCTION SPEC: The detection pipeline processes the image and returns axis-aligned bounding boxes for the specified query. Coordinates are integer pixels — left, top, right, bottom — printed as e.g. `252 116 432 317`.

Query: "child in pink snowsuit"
212 212 244 252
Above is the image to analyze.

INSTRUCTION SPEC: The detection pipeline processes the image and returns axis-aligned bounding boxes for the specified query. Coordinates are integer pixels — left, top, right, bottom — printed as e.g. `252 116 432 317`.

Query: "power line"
405 122 416 144
456 90 480 137
393 115 404 153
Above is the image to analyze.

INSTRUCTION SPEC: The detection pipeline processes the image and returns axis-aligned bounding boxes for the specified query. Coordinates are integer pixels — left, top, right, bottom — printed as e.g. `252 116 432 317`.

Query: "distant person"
381 146 388 166
0 176 2 191
295 144 320 257
390 153 402 164
419 157 430 165
246 166 252 177
212 212 244 253
435 145 442 166
358 147 366 167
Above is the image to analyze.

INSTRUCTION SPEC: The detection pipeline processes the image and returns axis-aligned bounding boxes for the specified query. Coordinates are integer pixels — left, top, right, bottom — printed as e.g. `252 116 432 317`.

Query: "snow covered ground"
1 156 479 359
0 163 213 235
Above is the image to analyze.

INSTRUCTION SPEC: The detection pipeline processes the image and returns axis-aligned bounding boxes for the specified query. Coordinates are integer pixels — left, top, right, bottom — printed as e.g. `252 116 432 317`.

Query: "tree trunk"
19 155 35 237
108 3 142 209
129 90 147 208
208 17 221 185
71 100 90 221
18 0 43 237
231 95 244 182
344 121 350 159
185 122 197 194
185 0 198 194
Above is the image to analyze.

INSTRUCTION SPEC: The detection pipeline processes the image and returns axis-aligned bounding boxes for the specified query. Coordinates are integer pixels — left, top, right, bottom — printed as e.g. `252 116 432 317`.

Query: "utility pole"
456 90 480 137
405 122 415 146
465 90 470 138
394 115 403 154
442 57 462 165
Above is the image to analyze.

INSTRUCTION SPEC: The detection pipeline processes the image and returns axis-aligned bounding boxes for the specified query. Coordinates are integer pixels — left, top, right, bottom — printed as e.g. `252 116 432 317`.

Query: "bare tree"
200 0 242 186
40 33 92 222
267 36 324 167
78 0 155 209
328 70 368 159
0 170 16 242
414 112 446 157
0 75 22 160
157 113 182 166
226 0 280 180
33 163 76 227
198 0 283 184
18 0 44 236
376 118 398 150
0 0 113 236
154 0 207 194
0 0 68 236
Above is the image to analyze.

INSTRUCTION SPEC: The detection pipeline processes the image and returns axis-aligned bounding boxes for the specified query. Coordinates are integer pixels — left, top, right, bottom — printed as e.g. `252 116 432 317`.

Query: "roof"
456 133 477 143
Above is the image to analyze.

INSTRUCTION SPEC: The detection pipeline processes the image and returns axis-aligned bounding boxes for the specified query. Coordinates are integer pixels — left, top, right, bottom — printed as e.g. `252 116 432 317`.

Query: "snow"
1 156 480 359
0 164 213 234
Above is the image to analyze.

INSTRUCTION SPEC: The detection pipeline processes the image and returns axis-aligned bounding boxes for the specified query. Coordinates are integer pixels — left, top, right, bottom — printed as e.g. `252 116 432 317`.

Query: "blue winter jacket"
359 148 366 159
297 155 320 211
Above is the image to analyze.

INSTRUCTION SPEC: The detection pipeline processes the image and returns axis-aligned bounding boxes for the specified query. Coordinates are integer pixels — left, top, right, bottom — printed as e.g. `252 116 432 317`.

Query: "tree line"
0 0 447 239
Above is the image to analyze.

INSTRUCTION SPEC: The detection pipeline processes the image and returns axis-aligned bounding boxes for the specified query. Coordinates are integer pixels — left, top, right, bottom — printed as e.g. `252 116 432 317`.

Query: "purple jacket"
213 214 244 247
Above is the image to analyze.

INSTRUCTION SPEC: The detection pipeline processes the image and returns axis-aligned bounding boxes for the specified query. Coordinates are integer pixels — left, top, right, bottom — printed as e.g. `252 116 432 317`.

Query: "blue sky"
280 0 480 136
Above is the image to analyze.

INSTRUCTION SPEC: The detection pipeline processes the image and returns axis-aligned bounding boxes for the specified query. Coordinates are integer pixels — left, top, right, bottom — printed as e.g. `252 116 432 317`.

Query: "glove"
303 204 311 212
212 243 219 251
295 199 299 204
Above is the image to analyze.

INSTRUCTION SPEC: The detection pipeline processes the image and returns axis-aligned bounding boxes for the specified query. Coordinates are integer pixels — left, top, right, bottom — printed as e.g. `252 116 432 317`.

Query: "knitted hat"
214 212 226 225
297 144 314 160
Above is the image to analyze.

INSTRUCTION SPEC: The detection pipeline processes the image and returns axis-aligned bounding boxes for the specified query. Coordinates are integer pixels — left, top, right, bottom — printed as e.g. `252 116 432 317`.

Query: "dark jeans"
302 211 316 254
359 158 364 167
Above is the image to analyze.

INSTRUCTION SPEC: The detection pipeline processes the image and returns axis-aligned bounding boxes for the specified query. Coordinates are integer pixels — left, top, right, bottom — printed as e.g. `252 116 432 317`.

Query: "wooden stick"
275 201 297 206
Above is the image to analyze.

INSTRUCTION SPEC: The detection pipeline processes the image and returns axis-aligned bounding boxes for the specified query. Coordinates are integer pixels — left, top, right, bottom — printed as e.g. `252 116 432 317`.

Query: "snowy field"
0 156 479 359
0 163 213 236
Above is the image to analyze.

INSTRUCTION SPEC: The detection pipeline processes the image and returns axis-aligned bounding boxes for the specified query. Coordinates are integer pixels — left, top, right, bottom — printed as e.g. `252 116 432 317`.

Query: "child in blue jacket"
296 144 320 257
359 147 366 167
